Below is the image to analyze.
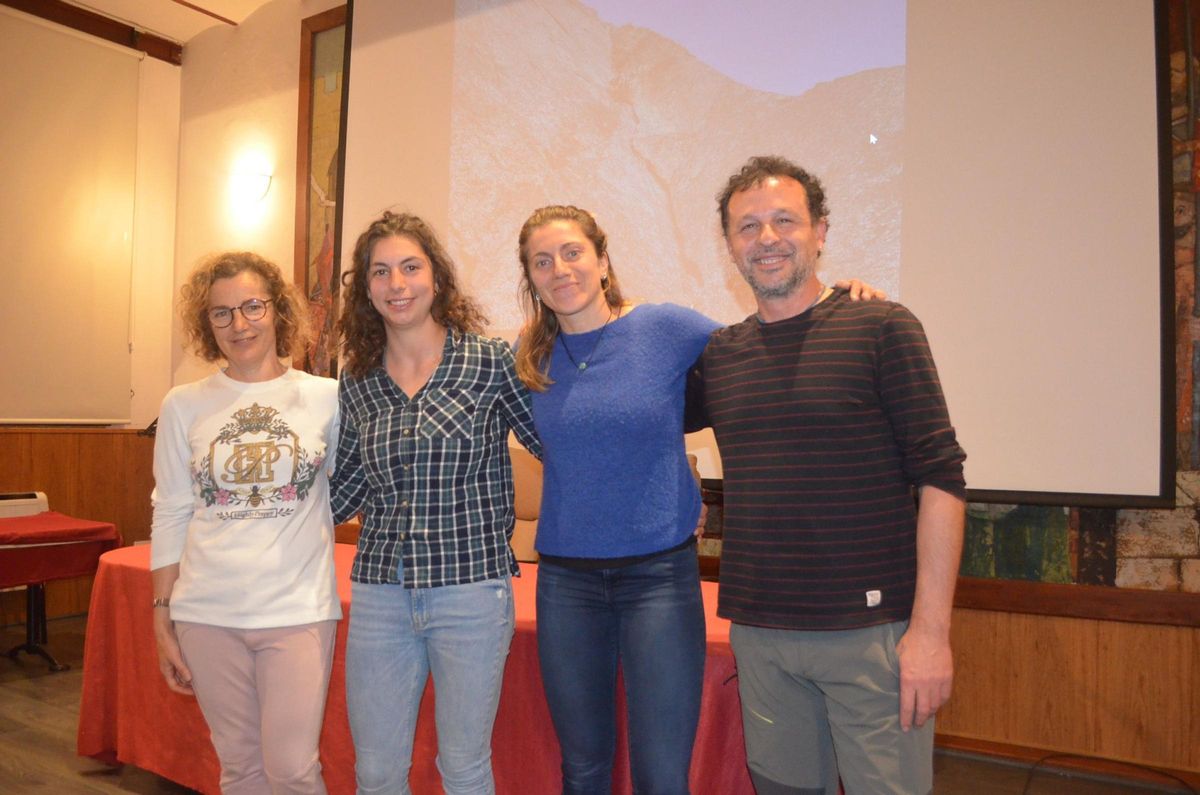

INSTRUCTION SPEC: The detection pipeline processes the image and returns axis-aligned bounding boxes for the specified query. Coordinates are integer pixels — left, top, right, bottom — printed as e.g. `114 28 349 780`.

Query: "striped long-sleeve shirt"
689 288 966 630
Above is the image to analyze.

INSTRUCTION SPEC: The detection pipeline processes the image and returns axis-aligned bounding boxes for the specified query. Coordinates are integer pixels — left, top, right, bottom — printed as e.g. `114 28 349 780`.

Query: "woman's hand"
695 502 709 538
835 279 888 301
153 609 193 695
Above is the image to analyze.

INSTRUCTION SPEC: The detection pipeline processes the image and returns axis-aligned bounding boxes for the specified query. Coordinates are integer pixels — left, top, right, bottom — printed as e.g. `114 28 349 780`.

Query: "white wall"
130 56 182 427
171 0 342 388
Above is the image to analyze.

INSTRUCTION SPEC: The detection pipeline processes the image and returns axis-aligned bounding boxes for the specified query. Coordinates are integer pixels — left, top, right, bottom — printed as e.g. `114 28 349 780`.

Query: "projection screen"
339 0 1172 507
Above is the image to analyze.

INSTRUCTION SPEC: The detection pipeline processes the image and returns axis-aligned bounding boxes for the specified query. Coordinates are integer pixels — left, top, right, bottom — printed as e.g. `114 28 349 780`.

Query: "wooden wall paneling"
1001 613 1098 752
940 607 1200 777
43 576 94 619
119 433 155 545
1093 622 1196 769
43 580 73 618
0 431 34 622
0 593 21 626
1191 629 1200 771
70 575 94 614
28 432 79 514
76 432 128 529
0 432 32 491
938 608 1003 738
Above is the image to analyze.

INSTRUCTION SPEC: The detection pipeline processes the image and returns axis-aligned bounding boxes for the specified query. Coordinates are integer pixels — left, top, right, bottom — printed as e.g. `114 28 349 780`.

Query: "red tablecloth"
77 545 752 794
0 511 120 589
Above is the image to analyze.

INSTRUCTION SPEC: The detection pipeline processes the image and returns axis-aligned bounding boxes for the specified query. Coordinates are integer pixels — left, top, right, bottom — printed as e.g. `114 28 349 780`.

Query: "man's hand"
895 624 953 731
834 279 888 301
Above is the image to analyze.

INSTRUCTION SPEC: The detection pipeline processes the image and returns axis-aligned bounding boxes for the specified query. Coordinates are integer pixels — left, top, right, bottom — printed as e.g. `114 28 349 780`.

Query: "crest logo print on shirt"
194 403 325 520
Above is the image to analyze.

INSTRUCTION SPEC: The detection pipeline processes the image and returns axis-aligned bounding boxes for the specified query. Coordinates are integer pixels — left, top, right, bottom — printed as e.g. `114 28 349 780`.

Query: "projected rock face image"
446 0 904 333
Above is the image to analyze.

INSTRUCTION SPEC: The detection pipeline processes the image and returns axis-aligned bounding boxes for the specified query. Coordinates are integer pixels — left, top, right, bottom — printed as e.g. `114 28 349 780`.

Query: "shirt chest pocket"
418 387 478 440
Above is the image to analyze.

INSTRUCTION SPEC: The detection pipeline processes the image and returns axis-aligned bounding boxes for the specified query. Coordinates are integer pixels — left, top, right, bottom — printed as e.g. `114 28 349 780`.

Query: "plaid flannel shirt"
332 332 541 587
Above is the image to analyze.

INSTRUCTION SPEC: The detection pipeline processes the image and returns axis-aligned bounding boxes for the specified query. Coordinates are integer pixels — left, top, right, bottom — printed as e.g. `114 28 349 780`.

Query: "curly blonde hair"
338 211 488 378
515 205 624 391
179 251 311 363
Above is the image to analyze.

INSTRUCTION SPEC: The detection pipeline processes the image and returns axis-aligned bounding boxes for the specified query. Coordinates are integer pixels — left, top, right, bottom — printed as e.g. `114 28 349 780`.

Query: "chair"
509 445 542 562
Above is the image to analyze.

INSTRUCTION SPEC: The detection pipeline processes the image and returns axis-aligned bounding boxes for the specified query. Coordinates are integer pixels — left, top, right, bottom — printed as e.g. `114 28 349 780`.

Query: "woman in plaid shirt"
332 212 541 794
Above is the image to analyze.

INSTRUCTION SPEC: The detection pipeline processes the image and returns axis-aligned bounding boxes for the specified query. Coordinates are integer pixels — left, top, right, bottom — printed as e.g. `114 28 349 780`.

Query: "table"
0 511 120 669
77 545 753 794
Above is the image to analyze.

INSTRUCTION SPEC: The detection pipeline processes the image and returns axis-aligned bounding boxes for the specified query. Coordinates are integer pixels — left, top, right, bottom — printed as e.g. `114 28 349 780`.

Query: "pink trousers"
176 620 337 794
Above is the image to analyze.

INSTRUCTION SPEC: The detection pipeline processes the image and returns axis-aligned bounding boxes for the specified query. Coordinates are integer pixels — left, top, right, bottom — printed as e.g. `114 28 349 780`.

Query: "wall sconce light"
230 170 273 204
227 148 275 232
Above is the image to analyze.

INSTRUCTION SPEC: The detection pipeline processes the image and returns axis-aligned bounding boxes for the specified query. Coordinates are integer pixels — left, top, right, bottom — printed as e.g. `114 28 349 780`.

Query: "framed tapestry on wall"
295 6 347 377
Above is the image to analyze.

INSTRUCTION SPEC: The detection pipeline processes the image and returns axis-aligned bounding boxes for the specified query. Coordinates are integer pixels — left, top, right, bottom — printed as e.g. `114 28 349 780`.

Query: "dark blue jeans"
536 544 706 795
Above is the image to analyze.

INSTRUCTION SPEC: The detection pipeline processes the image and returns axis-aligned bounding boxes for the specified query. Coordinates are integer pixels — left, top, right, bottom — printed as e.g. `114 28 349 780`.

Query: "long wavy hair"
179 251 310 363
515 205 624 391
338 211 487 378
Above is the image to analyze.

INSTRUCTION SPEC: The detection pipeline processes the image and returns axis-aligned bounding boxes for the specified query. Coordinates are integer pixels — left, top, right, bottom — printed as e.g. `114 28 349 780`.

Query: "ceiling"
71 0 274 44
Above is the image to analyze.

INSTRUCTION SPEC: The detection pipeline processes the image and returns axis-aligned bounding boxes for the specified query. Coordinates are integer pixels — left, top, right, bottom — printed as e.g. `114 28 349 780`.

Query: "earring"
601 273 610 287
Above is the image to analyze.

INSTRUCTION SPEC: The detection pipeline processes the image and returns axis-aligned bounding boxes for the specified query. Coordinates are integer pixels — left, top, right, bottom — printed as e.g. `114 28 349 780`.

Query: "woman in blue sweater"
515 205 718 794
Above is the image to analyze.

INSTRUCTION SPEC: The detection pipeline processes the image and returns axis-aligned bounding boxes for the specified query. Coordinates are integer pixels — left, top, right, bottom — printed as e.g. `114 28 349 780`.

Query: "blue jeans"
345 576 515 795
536 544 706 795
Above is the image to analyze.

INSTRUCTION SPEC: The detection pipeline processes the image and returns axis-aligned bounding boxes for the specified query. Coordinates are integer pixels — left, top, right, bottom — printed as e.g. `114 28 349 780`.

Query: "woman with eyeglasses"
150 251 341 794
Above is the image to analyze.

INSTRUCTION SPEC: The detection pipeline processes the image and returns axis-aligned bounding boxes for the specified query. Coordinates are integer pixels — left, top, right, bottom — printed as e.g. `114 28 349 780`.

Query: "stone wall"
1115 473 1200 591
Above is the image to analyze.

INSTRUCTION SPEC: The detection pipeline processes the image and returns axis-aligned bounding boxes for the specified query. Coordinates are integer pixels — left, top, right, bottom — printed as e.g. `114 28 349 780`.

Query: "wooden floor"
0 616 1193 794
0 616 193 794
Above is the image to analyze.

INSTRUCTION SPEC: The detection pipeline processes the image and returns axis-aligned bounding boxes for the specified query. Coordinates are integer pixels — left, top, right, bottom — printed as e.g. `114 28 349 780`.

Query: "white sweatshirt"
150 368 342 628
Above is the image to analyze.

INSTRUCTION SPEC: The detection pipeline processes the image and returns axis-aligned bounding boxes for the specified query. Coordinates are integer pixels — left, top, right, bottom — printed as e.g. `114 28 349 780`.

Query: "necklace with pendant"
558 305 621 372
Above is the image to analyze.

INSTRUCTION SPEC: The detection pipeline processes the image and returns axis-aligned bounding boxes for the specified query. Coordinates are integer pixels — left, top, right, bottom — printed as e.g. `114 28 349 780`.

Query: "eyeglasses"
208 299 273 328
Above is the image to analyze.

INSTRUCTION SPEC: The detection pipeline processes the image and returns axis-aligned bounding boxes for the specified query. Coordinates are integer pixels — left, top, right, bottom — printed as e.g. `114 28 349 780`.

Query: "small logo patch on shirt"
865 589 882 607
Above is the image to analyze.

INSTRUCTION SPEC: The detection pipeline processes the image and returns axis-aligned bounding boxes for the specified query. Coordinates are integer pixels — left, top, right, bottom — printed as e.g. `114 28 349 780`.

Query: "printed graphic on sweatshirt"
195 403 325 520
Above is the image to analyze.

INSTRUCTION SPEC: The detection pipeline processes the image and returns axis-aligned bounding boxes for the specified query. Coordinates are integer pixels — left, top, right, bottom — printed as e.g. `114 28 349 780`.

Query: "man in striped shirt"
689 156 967 795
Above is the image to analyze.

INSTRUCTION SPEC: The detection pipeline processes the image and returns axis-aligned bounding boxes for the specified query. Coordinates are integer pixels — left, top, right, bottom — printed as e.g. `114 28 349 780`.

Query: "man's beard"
741 257 813 300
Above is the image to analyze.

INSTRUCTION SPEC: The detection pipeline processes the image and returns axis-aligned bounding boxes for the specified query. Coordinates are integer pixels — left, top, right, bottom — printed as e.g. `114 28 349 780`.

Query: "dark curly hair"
716 155 830 236
514 205 624 392
178 251 310 363
338 211 487 378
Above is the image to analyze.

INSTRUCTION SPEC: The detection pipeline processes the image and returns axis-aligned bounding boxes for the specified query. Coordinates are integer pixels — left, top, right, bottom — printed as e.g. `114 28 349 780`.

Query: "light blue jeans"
345 575 515 795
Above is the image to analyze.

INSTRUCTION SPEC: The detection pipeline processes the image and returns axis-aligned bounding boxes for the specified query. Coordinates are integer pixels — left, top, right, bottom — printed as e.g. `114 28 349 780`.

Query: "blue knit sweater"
531 303 719 558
